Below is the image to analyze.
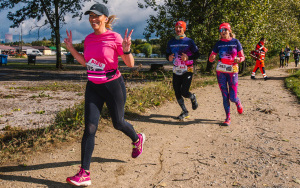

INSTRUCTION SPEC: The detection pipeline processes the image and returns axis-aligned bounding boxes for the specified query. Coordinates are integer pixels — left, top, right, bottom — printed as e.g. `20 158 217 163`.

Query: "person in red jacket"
251 38 269 80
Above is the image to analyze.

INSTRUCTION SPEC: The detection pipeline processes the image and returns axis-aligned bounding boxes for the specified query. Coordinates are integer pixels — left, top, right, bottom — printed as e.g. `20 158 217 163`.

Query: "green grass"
0 70 217 163
10 82 85 92
5 62 84 71
0 55 286 163
285 69 300 102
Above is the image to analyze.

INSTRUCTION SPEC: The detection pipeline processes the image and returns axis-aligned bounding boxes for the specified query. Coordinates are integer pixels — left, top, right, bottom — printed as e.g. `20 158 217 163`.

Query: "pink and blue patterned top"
166 37 199 75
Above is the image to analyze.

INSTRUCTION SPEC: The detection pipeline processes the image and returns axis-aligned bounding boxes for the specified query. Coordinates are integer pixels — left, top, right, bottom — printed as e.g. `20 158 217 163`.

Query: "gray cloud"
0 0 156 43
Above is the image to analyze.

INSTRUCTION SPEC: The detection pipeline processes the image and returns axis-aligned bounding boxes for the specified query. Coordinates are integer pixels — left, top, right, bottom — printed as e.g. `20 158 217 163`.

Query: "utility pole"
18 30 20 53
20 22 23 54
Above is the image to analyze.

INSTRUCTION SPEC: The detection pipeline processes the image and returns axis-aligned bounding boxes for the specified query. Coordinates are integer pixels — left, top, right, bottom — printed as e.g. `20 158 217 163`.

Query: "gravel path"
0 67 299 187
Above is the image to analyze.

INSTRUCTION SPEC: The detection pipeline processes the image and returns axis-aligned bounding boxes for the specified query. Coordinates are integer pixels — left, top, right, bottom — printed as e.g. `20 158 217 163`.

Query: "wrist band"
123 49 131 54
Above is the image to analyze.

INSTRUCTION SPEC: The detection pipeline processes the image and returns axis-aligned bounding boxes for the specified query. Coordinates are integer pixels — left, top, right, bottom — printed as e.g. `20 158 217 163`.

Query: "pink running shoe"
66 167 91 186
132 133 145 158
236 102 243 114
222 118 231 126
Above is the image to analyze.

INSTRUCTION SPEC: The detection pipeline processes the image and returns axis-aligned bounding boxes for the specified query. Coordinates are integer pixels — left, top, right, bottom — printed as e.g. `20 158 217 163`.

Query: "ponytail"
105 15 117 30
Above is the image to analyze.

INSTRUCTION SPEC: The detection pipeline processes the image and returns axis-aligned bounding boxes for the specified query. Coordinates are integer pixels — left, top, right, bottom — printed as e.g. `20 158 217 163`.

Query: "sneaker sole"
220 122 230 126
178 115 190 120
67 179 91 186
140 133 146 146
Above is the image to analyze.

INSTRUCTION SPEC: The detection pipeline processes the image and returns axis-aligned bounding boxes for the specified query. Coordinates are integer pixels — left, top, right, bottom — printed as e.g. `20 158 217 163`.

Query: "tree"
139 0 300 72
0 0 99 69
31 39 53 46
152 45 161 55
133 39 144 45
142 43 152 57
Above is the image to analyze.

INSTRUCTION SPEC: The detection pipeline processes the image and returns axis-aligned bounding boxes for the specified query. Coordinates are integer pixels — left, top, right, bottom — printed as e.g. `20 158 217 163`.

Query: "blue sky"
0 0 157 44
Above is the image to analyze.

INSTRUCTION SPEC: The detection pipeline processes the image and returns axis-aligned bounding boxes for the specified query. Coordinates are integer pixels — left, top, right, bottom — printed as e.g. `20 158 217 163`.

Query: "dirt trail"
0 68 299 188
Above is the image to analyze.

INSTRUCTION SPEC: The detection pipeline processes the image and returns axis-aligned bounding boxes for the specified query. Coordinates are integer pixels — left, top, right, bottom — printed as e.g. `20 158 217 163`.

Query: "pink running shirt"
84 30 124 84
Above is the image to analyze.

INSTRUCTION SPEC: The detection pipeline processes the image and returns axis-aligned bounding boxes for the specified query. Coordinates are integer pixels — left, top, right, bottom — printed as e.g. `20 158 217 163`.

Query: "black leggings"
280 59 284 67
81 76 138 170
173 72 193 112
285 56 290 66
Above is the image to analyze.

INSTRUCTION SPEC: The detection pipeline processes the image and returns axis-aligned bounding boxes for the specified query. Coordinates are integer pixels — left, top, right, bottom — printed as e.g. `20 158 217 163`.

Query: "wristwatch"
123 49 131 54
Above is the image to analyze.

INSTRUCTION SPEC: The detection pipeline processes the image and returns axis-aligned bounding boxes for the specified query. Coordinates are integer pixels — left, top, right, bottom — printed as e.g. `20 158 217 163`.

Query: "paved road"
7 55 67 64
1 56 173 82
6 56 170 65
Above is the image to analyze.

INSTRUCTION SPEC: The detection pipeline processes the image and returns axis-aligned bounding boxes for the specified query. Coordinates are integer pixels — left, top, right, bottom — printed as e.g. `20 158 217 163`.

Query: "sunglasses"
219 28 228 32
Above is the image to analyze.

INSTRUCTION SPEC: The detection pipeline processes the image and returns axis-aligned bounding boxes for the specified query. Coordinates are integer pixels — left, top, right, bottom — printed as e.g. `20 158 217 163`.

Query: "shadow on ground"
126 112 221 126
0 157 126 188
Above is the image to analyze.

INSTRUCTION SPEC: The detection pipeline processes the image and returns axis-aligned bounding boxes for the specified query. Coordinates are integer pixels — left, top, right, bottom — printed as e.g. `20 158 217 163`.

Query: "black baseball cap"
84 3 109 17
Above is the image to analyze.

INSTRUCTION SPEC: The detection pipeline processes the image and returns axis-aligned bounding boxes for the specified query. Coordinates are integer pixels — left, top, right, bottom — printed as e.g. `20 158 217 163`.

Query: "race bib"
86 58 106 71
172 57 187 75
173 64 188 75
216 61 238 73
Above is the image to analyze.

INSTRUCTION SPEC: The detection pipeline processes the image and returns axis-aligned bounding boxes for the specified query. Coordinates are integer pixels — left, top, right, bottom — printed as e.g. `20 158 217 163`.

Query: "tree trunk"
241 61 246 73
55 29 62 69
205 53 214 73
54 0 62 69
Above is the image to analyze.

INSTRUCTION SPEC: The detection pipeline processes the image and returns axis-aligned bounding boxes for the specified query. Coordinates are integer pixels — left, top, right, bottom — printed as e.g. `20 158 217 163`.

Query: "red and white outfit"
251 40 268 79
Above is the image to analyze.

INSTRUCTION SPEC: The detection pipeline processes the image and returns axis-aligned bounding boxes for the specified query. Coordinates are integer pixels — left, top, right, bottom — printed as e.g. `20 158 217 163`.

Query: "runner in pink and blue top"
209 23 245 126
64 3 145 187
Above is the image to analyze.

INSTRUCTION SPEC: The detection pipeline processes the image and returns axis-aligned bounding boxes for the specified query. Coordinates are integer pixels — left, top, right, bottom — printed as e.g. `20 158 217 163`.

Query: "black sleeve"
188 50 200 61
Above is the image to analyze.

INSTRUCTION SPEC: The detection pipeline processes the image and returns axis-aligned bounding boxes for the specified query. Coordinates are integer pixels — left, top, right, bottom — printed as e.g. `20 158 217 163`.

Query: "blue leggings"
217 72 240 118
81 76 138 170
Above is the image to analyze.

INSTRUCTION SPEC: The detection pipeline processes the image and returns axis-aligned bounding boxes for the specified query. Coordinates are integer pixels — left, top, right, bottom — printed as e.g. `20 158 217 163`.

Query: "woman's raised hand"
64 30 73 50
122 28 133 52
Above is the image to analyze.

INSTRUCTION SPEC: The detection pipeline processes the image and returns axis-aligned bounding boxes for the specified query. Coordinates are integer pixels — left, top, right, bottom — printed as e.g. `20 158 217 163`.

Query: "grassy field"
0 63 216 163
285 69 300 102
1 56 297 164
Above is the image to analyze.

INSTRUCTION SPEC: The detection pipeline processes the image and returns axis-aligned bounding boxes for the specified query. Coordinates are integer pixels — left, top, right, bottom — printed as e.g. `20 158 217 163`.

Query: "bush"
285 69 300 102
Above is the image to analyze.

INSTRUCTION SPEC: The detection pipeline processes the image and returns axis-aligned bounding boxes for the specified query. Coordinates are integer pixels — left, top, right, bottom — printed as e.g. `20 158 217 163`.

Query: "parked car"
150 54 159 58
136 53 145 57
26 49 43 56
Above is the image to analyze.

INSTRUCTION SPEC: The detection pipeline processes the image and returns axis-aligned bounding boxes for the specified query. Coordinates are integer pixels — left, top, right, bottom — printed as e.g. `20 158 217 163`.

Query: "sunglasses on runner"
219 28 228 32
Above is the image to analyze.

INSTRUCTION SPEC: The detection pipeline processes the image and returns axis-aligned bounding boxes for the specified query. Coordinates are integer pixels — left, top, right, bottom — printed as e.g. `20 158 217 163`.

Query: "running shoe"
191 93 198 110
66 167 91 186
236 102 243 114
251 76 255 80
222 118 231 126
132 133 145 158
177 111 189 120
264 76 270 81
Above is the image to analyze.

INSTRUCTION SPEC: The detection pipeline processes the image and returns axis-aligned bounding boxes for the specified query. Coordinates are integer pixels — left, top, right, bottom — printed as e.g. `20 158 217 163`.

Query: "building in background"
49 46 67 55
0 45 16 55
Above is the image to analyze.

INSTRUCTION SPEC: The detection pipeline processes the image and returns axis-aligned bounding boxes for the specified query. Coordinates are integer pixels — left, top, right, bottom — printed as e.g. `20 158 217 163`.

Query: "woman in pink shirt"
64 3 145 186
